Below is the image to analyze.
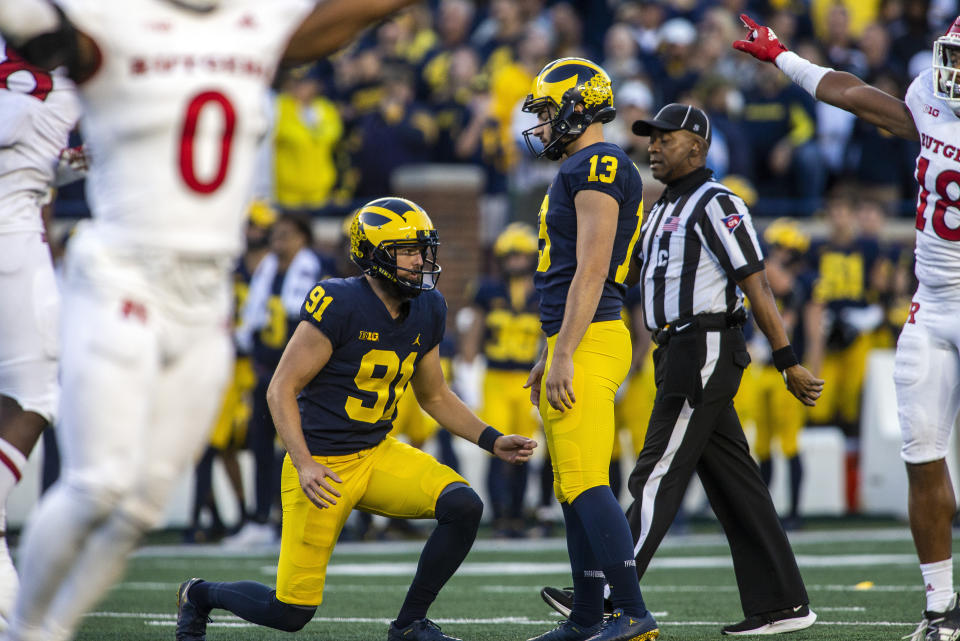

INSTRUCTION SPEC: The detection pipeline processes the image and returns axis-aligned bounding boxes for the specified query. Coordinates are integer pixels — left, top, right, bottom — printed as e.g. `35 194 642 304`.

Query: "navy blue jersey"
472 276 541 371
297 276 447 455
534 142 644 335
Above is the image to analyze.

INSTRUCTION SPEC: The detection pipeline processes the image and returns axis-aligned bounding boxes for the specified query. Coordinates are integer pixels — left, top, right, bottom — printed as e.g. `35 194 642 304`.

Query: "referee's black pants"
625 326 808 617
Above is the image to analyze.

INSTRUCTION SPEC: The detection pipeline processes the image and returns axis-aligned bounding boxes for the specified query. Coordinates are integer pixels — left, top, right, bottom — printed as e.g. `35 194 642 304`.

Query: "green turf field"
77 526 929 640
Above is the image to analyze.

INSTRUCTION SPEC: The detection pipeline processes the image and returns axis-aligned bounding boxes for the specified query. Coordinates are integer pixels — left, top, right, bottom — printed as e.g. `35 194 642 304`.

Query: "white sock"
0 438 27 629
0 439 26 504
921 559 955 613
0 507 19 630
42 511 144 641
8 483 111 641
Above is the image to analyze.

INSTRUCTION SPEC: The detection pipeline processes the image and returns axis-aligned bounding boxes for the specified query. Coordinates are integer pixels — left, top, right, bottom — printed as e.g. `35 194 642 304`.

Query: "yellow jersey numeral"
345 349 418 423
304 284 334 322
588 154 618 183
536 194 551 273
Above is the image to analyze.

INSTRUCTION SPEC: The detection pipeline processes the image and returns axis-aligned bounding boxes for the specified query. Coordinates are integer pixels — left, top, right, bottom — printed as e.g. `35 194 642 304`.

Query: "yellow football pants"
275 436 467 605
481 369 540 439
540 320 631 503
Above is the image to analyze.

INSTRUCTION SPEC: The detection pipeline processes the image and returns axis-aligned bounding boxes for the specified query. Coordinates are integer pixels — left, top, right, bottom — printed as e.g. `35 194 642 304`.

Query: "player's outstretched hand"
783 364 824 407
732 14 788 64
296 458 343 509
494 434 537 465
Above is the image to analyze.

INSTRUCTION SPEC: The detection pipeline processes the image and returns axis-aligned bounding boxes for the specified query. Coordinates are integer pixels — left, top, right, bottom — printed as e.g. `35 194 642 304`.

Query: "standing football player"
0 40 80 629
0 1 420 640
735 14 960 641
176 197 536 641
462 222 543 537
521 58 659 641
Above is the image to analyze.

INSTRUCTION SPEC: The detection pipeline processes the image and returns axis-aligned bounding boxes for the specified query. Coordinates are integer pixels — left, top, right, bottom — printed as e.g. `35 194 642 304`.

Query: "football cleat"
584 609 659 641
923 593 960 641
904 617 929 641
387 618 462 641
721 604 817 635
541 587 614 620
176 578 211 641
528 619 602 641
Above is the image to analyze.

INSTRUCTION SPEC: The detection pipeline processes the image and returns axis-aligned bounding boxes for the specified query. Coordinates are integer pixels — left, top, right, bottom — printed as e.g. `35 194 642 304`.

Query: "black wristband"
772 345 799 372
478 426 503 454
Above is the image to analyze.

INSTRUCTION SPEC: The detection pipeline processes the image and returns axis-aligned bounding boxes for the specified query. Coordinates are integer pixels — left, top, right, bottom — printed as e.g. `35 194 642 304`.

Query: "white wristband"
775 51 832 98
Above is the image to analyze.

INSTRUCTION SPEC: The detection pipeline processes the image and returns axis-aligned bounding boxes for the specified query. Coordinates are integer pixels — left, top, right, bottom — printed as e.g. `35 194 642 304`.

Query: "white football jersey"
56 0 314 255
0 41 80 234
905 68 960 293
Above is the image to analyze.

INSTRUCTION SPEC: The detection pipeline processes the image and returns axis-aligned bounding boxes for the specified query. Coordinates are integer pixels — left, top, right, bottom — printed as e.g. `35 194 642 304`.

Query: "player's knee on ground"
272 599 317 632
435 484 483 531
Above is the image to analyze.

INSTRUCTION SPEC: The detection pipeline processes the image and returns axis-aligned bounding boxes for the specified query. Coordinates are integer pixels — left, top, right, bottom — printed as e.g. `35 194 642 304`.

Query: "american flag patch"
722 213 743 233
662 216 681 232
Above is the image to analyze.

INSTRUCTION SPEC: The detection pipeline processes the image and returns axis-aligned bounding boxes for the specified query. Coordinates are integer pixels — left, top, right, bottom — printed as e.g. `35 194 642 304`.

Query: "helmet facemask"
522 90 615 161
934 35 960 110
371 234 441 299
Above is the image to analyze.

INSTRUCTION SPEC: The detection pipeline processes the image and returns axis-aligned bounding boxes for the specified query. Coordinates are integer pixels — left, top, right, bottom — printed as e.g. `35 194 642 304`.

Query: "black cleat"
528 619 602 641
176 578 211 641
584 609 659 641
387 618 463 641
923 593 960 641
541 587 614 619
721 603 817 635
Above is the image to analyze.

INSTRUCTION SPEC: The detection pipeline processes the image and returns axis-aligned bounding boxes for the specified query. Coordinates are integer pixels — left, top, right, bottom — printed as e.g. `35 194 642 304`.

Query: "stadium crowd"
39 0 956 542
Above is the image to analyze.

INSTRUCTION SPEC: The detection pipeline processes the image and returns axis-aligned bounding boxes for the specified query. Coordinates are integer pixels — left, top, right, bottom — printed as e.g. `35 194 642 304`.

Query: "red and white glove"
732 14 788 64
55 144 88 186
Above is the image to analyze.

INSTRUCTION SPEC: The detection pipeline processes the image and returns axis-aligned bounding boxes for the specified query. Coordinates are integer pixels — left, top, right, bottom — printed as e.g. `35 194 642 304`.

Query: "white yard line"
129 528 916 558
93 612 914 628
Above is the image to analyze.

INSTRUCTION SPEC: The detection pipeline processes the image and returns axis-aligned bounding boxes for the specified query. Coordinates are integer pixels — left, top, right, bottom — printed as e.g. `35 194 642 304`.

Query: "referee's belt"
652 309 747 346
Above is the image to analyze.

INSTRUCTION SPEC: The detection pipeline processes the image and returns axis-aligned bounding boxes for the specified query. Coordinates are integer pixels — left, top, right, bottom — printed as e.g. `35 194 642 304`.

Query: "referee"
629 104 823 635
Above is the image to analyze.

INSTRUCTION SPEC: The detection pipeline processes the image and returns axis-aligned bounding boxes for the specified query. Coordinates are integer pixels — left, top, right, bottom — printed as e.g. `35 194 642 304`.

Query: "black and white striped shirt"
636 168 764 331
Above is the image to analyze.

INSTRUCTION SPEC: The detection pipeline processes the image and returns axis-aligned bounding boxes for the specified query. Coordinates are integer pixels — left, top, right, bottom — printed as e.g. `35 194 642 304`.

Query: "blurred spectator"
692 7 744 81
741 61 824 216
812 0 881 41
343 66 436 200
845 73 922 212
419 0 477 102
550 2 588 59
603 22 642 86
805 193 883 512
856 197 917 340
461 223 542 537
647 17 700 105
433 47 483 163
818 4 869 76
691 75 752 179
273 68 343 211
473 0 525 71
888 0 935 68
227 214 327 547
606 79 655 158
738 219 814 530
622 0 668 56
860 19 908 81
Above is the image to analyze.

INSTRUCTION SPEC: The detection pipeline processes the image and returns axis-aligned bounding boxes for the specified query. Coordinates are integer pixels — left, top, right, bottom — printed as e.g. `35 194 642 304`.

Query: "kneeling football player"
175 197 536 641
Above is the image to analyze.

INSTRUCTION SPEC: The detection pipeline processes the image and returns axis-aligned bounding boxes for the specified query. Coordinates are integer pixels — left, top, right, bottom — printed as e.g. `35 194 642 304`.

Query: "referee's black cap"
632 103 711 146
